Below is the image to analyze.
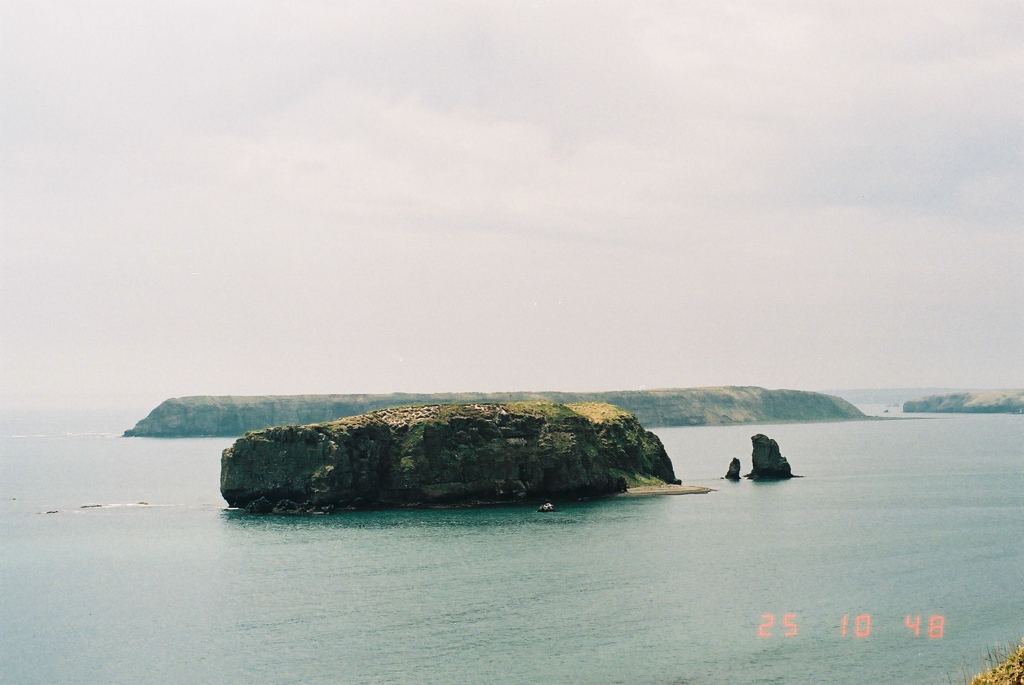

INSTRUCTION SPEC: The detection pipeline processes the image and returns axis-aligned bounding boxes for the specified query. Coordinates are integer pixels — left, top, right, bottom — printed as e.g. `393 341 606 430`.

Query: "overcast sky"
1 1 1021 410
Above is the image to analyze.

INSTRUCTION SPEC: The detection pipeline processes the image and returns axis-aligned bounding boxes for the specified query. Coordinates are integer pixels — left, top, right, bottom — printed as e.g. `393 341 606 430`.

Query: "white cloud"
1 0 1021 408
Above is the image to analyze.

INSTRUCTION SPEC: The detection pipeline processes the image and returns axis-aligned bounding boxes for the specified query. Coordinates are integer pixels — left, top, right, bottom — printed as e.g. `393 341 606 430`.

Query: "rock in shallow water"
743 434 794 479
243 496 273 514
221 401 677 512
271 499 301 514
724 458 741 480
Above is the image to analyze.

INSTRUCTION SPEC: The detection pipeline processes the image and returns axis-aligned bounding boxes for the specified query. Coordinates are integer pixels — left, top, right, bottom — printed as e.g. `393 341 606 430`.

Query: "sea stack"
724 458 741 480
743 434 794 479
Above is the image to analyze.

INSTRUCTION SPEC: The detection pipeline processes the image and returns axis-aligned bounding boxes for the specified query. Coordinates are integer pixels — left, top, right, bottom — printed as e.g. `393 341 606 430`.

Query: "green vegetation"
966 641 1024 685
609 469 666 488
325 401 583 431
567 402 633 422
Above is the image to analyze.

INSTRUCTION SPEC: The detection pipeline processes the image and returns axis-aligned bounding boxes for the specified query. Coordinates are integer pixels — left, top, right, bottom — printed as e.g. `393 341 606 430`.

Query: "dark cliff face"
724 458 741 480
220 401 676 509
126 387 865 437
743 434 793 479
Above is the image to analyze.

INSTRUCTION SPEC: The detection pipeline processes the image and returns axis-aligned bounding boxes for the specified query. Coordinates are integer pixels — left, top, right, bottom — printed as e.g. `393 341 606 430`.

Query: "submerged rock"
271 499 302 514
243 496 273 514
743 434 794 479
221 401 677 512
724 458 741 481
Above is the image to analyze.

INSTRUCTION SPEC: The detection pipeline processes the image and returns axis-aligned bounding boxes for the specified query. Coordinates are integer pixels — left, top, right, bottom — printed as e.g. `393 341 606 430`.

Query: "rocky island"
903 390 1024 414
744 434 796 479
128 386 864 437
221 401 686 513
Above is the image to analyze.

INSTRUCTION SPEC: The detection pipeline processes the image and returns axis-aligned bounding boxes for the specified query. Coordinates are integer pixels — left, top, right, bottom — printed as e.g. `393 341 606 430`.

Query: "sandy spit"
610 484 714 497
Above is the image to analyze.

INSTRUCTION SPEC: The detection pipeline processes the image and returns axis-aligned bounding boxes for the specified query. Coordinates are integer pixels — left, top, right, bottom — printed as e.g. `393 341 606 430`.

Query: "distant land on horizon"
823 388 980 406
902 390 1024 414
124 386 864 438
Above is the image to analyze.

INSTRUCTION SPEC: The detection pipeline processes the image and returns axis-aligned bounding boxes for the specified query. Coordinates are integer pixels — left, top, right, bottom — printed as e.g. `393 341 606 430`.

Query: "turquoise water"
1 410 1021 684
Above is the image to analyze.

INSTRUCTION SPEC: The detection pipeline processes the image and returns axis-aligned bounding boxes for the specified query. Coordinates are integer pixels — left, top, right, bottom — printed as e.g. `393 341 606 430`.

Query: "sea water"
0 409 1020 684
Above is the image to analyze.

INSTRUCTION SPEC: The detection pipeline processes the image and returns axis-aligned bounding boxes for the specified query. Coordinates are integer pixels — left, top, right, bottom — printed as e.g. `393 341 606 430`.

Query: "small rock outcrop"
243 496 273 514
743 434 794 479
724 458 741 481
221 401 677 512
538 502 555 512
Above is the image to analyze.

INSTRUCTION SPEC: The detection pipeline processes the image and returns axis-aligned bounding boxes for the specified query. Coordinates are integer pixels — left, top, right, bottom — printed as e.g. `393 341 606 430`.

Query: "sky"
1 1 1022 410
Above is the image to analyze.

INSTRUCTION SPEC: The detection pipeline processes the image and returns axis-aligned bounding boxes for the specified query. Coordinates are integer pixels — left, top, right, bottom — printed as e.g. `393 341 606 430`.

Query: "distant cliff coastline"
125 386 864 437
903 390 1024 414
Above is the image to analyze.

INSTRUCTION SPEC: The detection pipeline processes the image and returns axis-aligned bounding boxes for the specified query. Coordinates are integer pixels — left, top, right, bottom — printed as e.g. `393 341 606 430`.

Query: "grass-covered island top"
221 401 693 513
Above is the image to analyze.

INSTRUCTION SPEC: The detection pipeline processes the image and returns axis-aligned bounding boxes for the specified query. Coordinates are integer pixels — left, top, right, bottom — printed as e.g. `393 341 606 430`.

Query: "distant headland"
221 401 689 512
125 386 865 437
903 390 1024 414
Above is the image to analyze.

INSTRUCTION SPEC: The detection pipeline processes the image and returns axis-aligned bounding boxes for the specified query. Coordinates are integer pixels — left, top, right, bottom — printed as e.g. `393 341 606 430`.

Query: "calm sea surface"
1 408 1021 684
